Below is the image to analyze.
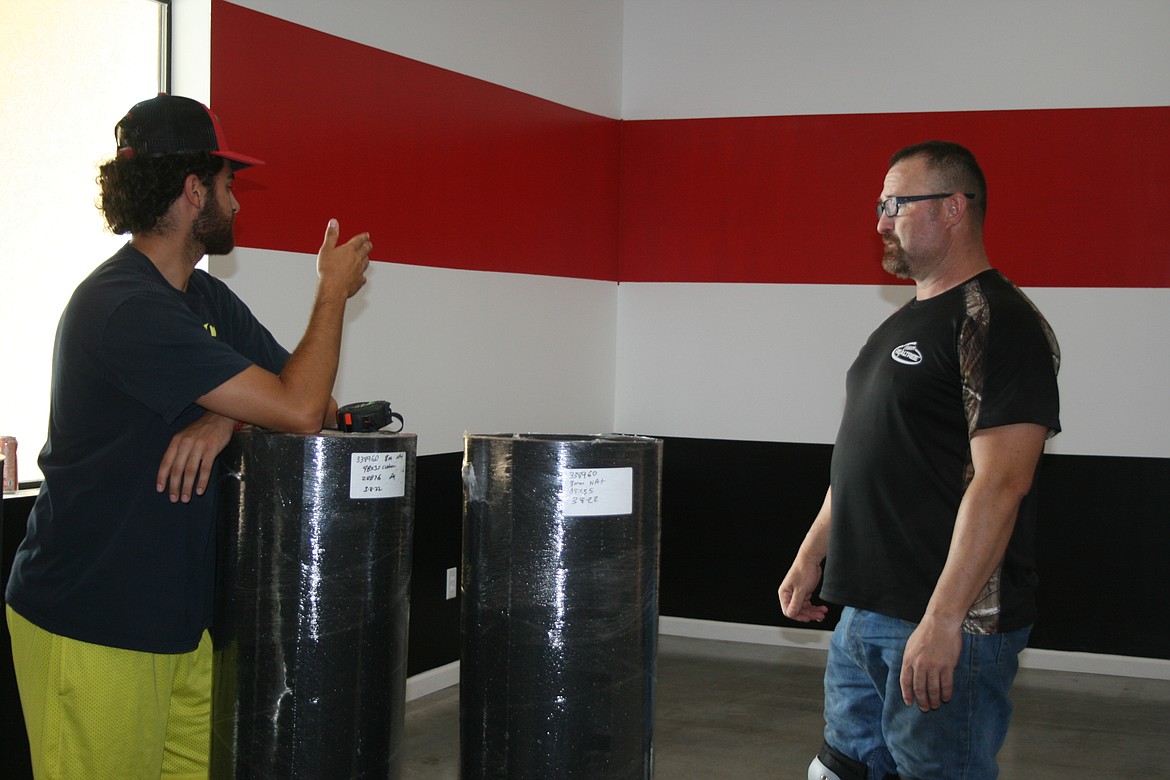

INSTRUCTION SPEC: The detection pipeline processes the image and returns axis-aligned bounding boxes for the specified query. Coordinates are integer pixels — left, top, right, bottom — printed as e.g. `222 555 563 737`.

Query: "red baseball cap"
115 94 264 169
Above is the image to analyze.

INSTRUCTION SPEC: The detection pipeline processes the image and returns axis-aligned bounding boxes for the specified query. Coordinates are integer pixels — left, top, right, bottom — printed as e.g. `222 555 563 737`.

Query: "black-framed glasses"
877 192 976 219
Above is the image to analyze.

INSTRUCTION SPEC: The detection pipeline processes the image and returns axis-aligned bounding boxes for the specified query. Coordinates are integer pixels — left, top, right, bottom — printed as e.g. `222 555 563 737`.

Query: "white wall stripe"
212 250 618 457
622 0 1170 119
223 0 624 118
615 283 1170 459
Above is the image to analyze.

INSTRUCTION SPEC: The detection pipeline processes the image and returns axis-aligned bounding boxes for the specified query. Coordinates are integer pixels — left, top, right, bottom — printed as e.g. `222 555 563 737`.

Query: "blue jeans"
823 607 1030 780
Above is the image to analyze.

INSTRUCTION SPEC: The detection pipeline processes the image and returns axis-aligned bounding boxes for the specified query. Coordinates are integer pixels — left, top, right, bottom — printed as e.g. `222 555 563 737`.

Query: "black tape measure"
336 401 404 433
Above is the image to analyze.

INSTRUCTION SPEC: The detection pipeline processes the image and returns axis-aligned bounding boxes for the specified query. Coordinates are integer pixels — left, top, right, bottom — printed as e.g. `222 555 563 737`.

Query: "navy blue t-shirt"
821 270 1060 633
7 244 290 653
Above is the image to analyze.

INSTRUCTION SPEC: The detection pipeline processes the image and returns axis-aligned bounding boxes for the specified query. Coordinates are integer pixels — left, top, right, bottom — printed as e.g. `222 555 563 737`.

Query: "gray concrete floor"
402 634 1170 778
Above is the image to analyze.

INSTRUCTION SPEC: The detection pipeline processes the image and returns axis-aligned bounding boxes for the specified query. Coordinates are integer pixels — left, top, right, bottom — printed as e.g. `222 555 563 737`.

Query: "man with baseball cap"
6 94 373 778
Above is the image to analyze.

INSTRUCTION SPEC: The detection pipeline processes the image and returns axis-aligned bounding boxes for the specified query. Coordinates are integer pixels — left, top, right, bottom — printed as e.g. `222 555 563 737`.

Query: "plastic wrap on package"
461 433 663 780
211 429 416 779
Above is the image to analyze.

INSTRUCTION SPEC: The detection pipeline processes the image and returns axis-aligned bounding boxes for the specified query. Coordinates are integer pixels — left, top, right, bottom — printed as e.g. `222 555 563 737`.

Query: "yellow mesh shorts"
6 606 211 780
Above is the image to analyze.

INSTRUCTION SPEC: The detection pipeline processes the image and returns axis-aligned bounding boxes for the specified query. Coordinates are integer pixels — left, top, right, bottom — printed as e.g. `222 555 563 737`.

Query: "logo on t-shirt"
891 341 922 365
203 323 218 338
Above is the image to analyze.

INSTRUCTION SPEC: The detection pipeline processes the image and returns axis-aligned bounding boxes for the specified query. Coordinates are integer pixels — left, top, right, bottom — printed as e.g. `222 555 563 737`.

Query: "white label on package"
349 451 406 499
562 467 633 516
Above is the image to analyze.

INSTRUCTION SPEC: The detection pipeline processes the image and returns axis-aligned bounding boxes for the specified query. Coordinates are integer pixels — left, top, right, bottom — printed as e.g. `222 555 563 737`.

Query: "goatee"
881 237 911 279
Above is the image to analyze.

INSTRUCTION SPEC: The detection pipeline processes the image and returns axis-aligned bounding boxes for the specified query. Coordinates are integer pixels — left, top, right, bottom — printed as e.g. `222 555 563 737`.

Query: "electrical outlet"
445 567 458 600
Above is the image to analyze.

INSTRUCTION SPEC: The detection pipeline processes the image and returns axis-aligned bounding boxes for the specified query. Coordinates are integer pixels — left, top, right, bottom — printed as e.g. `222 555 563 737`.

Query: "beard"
191 191 235 256
881 235 912 279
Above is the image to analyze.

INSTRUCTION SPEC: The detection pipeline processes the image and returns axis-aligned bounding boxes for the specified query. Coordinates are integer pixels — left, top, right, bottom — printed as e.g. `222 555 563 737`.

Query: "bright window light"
1 0 167 483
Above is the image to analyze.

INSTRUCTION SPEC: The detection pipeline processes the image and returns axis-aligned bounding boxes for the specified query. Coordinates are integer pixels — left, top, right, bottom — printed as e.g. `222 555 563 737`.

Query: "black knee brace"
808 741 867 780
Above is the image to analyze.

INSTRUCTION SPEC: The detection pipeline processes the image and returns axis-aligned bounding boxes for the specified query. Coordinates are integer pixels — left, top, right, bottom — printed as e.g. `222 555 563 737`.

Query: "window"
0 0 169 483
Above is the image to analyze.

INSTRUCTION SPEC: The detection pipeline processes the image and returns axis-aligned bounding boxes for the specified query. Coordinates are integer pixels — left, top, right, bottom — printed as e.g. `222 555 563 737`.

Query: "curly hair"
97 152 224 235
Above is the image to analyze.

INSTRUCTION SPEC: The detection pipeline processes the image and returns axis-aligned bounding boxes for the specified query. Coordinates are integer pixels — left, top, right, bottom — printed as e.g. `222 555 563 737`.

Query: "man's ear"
181 173 206 210
944 192 968 226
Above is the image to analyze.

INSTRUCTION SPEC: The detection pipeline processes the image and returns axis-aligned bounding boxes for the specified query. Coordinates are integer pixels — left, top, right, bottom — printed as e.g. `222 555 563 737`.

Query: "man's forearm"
922 479 1022 627
274 286 348 429
195 220 371 434
924 423 1047 626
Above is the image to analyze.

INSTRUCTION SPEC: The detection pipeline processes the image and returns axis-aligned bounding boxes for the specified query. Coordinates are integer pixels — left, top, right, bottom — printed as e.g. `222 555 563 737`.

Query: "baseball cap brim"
214 149 266 170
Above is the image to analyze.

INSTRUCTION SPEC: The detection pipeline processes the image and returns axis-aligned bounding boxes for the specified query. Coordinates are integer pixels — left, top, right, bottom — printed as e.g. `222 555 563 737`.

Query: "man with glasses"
6 94 373 779
779 141 1060 780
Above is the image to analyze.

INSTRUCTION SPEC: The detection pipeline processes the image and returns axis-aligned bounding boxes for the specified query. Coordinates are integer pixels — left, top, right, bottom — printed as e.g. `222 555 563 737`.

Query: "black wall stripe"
5 441 1164 700
407 439 1170 673
407 451 464 676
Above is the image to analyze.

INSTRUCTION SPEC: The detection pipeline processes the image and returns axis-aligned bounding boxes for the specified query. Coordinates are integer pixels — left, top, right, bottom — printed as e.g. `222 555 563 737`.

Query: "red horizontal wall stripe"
619 108 1170 287
211 2 1169 288
211 1 620 281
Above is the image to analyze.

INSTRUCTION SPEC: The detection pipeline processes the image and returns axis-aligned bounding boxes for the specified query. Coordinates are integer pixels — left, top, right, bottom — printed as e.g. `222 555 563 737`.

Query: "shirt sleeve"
101 291 256 424
973 295 1061 436
207 276 292 375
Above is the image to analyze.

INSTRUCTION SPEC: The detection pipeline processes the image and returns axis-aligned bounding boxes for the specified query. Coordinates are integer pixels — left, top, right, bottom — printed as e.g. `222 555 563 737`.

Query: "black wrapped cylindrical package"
211 429 416 779
461 433 663 780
